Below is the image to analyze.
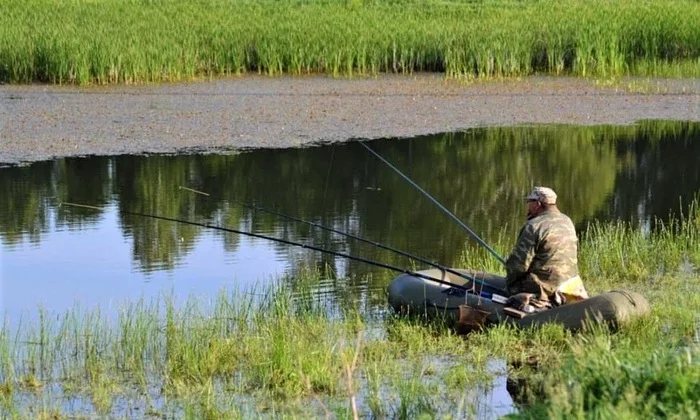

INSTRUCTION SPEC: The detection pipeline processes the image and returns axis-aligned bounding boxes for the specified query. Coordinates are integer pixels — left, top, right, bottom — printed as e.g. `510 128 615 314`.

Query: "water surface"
2 122 700 322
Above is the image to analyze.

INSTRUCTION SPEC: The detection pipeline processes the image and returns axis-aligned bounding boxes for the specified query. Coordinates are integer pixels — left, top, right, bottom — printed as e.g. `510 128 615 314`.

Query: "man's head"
525 186 557 219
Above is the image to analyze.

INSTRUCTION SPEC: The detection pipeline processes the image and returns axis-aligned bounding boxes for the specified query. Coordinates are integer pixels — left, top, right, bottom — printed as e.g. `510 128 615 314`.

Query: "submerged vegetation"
1 0 699 84
2 200 699 418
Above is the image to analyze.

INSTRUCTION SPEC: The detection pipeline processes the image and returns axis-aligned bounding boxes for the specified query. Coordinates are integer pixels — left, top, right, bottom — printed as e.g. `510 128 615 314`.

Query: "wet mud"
1 74 699 165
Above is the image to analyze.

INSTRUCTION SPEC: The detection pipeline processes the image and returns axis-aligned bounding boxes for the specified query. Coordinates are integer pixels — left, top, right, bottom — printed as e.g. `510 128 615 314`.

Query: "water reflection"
1 122 699 318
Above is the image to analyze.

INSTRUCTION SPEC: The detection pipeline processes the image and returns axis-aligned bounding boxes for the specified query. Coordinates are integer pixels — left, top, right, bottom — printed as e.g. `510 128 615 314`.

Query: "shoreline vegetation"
2 0 699 85
1 200 699 418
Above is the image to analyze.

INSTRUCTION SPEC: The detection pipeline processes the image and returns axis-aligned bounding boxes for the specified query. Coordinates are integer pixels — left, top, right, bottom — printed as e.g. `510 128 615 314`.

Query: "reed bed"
2 202 699 417
462 197 700 417
1 0 699 84
0 281 494 417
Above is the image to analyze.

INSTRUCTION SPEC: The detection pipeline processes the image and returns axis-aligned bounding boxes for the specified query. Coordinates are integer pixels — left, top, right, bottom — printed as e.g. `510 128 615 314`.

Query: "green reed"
461 198 700 417
2 199 699 417
522 329 700 418
462 196 700 292
1 0 699 84
580 199 700 291
0 285 491 417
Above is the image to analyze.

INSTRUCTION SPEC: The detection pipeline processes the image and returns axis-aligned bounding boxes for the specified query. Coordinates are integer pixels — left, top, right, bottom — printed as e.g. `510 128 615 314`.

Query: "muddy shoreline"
1 74 699 165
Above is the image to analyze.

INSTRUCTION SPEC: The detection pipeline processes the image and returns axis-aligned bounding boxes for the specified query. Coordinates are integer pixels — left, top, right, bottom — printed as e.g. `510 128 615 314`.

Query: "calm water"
2 122 700 323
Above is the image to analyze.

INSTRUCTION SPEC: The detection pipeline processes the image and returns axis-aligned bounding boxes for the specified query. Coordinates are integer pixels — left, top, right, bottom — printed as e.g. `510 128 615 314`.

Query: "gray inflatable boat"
387 268 651 332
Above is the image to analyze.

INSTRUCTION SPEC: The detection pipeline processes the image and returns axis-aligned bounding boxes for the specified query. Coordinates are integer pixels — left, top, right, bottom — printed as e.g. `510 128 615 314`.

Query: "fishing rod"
178 186 500 292
60 202 494 294
359 141 507 266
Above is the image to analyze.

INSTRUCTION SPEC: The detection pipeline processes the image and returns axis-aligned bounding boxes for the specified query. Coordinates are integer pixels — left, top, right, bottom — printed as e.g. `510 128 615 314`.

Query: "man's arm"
505 223 537 288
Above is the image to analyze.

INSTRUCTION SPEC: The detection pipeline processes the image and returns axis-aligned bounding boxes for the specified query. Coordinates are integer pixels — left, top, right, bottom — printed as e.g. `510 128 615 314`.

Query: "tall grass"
2 200 699 417
462 197 700 293
460 198 700 417
1 0 699 84
524 335 700 418
0 274 495 417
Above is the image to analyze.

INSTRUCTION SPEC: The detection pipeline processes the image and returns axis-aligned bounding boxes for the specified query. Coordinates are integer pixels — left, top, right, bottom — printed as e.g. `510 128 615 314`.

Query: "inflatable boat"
387 268 651 332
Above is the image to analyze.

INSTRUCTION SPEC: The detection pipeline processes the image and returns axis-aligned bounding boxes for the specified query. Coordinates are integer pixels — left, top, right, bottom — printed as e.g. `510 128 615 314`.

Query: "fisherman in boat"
505 186 589 310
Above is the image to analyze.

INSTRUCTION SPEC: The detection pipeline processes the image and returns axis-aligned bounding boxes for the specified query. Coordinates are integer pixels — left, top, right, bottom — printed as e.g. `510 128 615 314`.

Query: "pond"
2 122 700 325
1 121 699 417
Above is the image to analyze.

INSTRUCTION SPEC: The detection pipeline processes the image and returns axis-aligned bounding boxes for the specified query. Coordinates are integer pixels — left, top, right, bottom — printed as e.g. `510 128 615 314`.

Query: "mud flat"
1 74 698 165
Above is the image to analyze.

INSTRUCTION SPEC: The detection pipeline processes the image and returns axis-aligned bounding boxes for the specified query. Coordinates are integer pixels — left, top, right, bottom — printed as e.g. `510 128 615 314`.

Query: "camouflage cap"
525 186 557 204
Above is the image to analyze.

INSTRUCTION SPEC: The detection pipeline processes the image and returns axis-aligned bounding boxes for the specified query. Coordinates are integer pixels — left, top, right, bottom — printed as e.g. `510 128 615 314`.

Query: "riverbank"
1 75 699 165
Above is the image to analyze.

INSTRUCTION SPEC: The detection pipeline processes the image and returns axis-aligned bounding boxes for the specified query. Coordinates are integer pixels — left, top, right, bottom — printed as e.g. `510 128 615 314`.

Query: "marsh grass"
3 290 697 418
2 201 700 417
1 0 699 84
1 275 507 417
460 198 700 418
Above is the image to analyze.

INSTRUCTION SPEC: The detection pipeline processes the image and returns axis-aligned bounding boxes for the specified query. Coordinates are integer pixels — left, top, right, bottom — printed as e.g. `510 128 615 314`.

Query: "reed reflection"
1 122 698 286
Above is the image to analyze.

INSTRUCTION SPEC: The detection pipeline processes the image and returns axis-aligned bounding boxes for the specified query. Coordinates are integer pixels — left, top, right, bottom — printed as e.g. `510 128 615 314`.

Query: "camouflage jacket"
505 209 579 295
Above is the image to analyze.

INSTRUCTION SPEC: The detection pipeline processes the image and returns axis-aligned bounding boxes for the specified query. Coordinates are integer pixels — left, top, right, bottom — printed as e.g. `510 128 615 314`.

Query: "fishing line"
321 143 336 210
359 141 507 266
60 202 491 293
177 186 501 292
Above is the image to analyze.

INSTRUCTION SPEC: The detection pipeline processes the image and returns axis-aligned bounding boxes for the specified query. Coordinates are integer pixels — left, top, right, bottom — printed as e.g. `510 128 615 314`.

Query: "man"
505 186 589 306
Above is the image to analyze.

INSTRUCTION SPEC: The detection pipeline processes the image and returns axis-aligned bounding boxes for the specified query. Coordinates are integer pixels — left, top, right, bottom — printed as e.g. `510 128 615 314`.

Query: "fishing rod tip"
60 202 103 211
179 185 210 196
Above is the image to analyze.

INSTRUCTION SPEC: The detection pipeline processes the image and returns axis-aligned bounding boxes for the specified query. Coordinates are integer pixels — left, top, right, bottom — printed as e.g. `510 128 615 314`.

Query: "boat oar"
60 202 490 294
178 186 501 292
359 141 506 266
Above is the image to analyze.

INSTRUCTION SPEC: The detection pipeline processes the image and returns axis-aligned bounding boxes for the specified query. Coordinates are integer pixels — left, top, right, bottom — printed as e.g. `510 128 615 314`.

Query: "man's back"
506 208 579 295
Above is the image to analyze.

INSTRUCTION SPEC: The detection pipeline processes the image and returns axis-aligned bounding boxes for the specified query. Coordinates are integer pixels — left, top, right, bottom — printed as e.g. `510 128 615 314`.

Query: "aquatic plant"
1 0 698 84
2 198 700 416
3 160 700 417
